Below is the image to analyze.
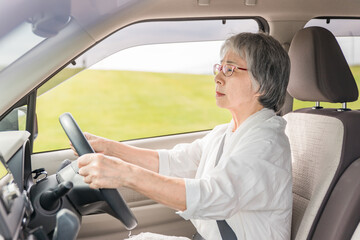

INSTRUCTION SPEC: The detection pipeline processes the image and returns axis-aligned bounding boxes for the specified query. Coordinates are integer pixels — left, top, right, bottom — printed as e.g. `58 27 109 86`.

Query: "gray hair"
221 32 290 112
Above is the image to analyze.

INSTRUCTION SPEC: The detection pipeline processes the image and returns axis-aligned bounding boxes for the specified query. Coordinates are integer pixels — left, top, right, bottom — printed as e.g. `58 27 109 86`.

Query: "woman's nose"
214 74 224 85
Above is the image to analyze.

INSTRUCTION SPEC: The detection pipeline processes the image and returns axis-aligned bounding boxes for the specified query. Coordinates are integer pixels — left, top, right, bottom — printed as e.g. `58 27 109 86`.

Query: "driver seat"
284 26 360 240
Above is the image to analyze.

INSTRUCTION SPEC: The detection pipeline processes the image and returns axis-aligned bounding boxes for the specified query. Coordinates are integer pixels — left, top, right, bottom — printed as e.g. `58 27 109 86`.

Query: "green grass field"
34 66 360 153
34 69 231 152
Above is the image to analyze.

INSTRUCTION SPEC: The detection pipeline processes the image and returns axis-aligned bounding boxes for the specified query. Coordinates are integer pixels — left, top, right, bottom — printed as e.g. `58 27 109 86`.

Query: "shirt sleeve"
178 133 292 220
158 137 204 178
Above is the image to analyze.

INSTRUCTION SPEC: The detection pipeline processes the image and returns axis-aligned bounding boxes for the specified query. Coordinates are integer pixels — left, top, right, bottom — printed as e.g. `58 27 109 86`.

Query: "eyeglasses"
213 64 248 77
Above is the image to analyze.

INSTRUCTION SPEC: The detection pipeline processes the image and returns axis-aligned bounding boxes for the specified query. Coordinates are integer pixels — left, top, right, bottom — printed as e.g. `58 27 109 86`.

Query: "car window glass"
293 18 360 110
38 19 261 96
34 19 260 152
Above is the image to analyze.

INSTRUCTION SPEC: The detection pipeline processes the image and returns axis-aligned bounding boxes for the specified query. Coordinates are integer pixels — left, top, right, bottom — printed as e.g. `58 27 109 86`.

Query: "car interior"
0 0 360 240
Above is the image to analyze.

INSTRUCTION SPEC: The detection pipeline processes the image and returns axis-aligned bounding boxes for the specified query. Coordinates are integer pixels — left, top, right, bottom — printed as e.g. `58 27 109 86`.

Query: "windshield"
0 22 45 73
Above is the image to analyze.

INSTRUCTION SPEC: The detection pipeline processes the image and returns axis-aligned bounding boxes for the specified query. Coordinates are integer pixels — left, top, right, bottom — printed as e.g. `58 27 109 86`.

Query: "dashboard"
0 130 83 240
0 130 125 240
0 131 33 240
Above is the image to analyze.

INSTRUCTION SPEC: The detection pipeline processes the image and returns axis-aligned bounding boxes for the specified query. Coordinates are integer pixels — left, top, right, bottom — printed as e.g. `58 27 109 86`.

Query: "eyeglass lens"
213 64 234 77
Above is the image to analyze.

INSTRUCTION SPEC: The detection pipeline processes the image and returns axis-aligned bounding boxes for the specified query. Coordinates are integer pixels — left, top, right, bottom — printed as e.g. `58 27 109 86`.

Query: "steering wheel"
59 112 137 230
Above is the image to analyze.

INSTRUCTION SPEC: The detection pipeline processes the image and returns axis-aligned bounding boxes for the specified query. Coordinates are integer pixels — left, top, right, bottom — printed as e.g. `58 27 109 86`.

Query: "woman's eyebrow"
225 60 240 66
220 60 238 64
226 60 238 64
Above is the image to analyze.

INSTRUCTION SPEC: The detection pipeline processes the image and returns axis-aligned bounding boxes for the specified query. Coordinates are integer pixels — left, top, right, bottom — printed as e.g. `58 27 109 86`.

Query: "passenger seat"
284 26 360 240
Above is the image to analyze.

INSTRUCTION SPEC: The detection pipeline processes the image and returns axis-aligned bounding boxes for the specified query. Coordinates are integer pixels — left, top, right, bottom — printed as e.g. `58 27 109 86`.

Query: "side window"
293 19 360 110
34 19 261 152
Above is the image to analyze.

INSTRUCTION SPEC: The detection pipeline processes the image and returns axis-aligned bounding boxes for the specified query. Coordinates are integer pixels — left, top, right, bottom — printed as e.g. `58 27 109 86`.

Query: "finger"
78 164 90 177
88 182 99 189
88 176 110 189
84 173 102 189
83 132 96 141
83 174 92 184
83 133 99 151
69 144 79 156
77 154 97 168
82 173 99 189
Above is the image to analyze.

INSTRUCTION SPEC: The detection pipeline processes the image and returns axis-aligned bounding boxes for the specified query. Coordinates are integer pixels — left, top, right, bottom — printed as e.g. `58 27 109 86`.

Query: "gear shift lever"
39 181 73 211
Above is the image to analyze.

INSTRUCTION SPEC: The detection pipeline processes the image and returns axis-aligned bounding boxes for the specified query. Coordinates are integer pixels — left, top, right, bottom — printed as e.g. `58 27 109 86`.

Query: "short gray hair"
221 32 290 112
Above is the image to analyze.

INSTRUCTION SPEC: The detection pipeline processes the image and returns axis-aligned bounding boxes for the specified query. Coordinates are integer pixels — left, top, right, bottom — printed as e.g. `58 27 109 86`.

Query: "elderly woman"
76 32 292 240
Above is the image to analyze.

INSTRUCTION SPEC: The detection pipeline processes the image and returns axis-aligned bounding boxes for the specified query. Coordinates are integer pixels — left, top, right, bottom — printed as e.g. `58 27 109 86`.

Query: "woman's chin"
215 101 227 109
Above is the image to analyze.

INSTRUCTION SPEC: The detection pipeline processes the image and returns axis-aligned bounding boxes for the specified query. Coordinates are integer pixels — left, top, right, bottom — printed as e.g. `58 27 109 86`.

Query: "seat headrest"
288 27 358 103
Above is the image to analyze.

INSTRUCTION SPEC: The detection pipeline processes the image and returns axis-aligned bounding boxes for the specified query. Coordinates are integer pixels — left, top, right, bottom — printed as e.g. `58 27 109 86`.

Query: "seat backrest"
284 27 360 240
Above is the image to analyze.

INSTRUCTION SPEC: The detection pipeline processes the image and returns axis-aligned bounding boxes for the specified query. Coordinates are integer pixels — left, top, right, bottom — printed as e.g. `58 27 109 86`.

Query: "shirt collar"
227 108 275 137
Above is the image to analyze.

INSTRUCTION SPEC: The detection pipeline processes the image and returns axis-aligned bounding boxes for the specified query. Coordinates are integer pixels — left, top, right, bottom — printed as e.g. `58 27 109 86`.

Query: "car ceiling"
72 0 360 41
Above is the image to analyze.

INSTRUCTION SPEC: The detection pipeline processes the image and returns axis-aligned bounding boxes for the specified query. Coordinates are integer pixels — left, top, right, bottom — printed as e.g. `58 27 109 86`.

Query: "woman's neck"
230 104 264 132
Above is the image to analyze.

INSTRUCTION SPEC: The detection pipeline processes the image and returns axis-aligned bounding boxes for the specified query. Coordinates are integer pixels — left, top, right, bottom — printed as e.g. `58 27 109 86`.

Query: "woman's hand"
70 132 111 156
77 153 132 189
77 153 186 211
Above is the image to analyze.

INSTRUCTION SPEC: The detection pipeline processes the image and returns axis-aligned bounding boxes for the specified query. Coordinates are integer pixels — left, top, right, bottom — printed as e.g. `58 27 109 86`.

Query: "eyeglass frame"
213 63 248 77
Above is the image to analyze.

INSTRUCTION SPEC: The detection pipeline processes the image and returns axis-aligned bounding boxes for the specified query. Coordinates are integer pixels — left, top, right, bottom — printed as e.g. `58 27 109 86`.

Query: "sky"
90 41 224 75
89 37 360 75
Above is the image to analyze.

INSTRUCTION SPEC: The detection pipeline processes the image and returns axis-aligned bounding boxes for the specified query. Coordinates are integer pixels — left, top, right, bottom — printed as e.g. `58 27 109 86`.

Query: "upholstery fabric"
284 112 344 240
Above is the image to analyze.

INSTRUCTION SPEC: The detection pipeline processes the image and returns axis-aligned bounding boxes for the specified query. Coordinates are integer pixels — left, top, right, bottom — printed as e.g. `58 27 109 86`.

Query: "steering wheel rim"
59 112 137 230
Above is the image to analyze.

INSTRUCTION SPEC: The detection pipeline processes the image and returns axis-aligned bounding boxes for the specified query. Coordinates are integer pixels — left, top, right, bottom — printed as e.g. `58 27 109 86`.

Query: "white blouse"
158 108 292 240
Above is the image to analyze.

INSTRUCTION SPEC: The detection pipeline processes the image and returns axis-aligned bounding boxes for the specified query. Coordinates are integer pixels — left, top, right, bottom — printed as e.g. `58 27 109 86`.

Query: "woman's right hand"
70 132 111 156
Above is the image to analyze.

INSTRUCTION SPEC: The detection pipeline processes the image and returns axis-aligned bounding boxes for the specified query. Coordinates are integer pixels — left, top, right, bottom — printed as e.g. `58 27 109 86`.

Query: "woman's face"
214 50 260 112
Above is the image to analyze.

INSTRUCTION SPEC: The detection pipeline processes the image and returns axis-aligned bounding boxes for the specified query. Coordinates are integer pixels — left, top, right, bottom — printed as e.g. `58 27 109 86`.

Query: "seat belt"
214 134 238 240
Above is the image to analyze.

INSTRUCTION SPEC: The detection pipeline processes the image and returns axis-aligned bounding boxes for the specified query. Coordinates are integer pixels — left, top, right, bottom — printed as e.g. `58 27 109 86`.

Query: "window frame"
32 17 268 153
